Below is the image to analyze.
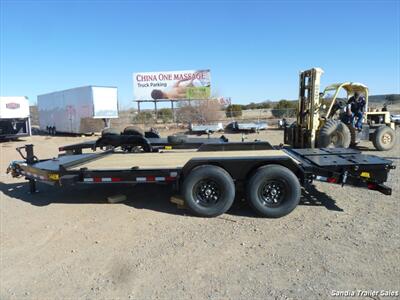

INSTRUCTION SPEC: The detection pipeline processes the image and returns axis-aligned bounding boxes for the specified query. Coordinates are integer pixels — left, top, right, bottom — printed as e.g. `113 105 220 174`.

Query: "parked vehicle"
0 96 31 140
285 68 396 151
38 86 118 135
391 114 400 125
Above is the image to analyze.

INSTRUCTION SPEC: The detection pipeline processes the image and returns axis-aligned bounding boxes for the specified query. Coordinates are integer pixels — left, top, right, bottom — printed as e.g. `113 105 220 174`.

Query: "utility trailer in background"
57 134 236 154
226 121 268 133
190 123 224 134
37 86 118 135
0 97 31 140
7 142 395 218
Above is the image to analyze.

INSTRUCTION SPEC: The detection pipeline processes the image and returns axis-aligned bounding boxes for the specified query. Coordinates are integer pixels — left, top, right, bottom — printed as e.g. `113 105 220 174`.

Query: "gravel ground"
0 129 399 300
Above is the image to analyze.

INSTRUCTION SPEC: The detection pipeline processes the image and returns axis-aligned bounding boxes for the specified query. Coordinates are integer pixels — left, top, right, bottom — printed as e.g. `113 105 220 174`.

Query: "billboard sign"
133 69 211 100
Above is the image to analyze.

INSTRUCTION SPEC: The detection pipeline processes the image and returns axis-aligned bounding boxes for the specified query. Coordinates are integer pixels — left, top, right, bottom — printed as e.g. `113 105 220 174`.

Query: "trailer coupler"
6 161 20 178
6 161 38 193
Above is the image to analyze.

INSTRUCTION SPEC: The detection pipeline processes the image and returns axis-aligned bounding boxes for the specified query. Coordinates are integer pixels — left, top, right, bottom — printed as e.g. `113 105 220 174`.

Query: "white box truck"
38 86 118 134
0 96 31 140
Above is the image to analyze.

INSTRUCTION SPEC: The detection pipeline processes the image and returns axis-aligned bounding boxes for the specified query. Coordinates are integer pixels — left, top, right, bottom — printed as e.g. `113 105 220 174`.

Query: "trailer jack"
341 171 348 187
14 144 39 193
16 144 38 163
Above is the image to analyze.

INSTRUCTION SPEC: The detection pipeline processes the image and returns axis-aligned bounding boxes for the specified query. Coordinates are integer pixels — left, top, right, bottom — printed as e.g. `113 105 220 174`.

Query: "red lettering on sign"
6 103 20 109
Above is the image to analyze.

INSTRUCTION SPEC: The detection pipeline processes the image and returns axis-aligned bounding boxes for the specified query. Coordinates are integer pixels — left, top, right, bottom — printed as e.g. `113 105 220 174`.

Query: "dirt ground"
1 129 399 300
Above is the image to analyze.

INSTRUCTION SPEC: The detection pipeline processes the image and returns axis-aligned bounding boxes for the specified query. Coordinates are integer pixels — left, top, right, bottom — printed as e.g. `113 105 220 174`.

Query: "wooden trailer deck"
70 150 289 170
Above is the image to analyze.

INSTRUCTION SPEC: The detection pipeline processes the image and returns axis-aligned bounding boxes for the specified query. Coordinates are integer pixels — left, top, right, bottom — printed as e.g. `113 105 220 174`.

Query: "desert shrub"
158 108 173 123
177 100 222 124
133 111 153 123
243 102 271 110
271 100 297 118
225 104 243 118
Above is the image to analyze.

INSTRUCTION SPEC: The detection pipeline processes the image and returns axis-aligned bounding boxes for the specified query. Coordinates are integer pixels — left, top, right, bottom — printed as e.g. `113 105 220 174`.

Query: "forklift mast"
297 68 324 148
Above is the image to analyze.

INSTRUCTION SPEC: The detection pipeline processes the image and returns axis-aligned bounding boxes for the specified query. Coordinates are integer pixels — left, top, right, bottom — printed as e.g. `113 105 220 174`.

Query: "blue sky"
1 0 399 109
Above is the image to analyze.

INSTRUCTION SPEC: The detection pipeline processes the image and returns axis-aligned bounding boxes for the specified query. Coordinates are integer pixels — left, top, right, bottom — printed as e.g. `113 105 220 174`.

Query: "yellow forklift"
284 68 396 150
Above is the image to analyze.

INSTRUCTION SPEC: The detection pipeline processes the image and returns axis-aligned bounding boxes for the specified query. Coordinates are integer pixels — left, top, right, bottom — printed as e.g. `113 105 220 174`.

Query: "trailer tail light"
315 176 338 183
147 176 156 182
366 182 392 195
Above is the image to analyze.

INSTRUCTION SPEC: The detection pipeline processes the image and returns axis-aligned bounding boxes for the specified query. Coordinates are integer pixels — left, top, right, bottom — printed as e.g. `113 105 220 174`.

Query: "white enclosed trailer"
0 96 31 140
38 86 118 134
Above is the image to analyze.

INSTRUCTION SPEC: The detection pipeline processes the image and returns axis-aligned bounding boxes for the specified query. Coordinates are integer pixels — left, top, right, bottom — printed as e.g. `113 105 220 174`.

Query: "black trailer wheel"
182 165 235 217
318 120 351 148
246 164 301 218
145 131 161 138
102 128 120 137
372 126 396 151
122 126 144 137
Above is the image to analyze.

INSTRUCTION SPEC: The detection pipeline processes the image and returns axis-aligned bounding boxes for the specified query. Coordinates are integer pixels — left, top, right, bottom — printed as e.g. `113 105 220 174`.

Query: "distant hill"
244 94 400 108
368 94 400 104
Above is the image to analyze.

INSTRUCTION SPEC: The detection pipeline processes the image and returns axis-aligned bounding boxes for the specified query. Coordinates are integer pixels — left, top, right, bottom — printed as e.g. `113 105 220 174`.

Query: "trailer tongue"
7 144 394 218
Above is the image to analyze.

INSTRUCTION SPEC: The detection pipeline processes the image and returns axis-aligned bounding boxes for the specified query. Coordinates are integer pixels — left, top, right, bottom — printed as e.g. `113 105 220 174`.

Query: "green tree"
261 102 271 109
226 104 243 118
133 111 153 123
274 99 297 109
271 100 297 118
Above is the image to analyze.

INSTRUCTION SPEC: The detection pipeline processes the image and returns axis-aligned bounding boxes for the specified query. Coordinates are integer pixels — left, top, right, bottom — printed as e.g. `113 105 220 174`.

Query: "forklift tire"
318 120 351 148
167 135 187 144
101 128 120 137
122 126 144 137
372 126 396 151
246 165 301 218
182 165 235 217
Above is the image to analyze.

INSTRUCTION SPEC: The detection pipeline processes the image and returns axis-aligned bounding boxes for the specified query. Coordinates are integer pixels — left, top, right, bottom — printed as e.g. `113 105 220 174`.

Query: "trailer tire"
182 165 235 217
372 126 396 151
145 131 161 138
122 126 144 137
318 120 351 148
246 165 301 218
168 135 187 144
101 128 120 137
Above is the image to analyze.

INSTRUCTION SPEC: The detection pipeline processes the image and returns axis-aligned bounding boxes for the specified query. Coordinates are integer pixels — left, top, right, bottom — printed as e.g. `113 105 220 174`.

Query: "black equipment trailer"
7 143 395 218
